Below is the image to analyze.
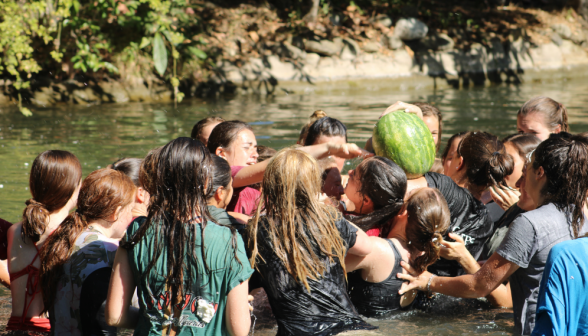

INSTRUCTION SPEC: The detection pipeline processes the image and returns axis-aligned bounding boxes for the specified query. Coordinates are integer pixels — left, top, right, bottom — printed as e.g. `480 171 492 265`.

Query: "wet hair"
303 116 348 146
123 137 241 309
22 150 82 243
190 116 225 144
298 110 327 144
532 132 588 238
247 148 347 291
257 145 277 162
209 154 232 200
414 102 442 152
441 131 467 162
138 147 161 196
40 168 136 312
502 133 542 160
457 131 514 188
518 96 569 133
207 120 253 154
109 158 143 187
345 156 407 235
405 188 451 273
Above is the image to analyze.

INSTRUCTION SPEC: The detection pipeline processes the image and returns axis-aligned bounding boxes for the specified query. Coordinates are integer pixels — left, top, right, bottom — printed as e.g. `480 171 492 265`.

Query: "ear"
362 195 373 209
214 186 225 203
455 155 465 171
215 147 226 159
136 187 148 204
535 166 545 180
111 205 122 222
553 125 562 134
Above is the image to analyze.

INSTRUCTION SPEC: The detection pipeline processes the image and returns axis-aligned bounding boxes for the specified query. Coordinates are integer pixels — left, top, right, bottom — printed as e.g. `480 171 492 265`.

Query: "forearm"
298 143 333 159
430 273 492 298
456 253 511 307
458 252 481 275
109 305 140 329
232 161 269 188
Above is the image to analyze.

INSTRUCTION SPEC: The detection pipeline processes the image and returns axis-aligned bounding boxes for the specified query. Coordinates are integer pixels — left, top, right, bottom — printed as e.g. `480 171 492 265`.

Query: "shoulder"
549 238 588 258
519 203 564 225
7 222 21 238
203 221 236 243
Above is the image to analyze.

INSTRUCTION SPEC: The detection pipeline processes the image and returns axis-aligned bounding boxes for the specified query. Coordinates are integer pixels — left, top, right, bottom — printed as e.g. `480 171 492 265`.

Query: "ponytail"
39 211 86 312
533 133 588 238
39 168 136 313
21 199 51 243
404 188 451 273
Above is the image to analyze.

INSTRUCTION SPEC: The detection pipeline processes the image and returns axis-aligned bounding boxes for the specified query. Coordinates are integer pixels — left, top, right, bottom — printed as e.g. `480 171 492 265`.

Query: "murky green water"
2 77 588 334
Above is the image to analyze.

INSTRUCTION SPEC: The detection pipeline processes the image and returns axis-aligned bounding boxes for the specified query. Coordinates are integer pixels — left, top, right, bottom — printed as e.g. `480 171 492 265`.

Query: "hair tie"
492 151 500 156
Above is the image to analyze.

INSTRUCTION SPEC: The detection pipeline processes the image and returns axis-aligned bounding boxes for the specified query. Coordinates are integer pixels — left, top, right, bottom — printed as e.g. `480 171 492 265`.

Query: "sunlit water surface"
2 77 588 335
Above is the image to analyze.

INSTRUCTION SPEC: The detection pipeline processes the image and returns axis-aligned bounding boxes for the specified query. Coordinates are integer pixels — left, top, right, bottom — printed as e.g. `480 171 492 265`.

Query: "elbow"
104 306 122 327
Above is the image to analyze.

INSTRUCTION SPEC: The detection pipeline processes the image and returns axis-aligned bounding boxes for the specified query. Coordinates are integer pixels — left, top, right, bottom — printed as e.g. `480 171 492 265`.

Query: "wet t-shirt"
496 203 587 335
228 166 261 216
249 216 376 336
124 216 254 336
482 204 526 260
424 172 494 276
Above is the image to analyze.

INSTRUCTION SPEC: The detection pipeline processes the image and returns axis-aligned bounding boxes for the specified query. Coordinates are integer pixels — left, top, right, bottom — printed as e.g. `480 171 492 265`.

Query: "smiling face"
517 113 558 141
221 129 259 167
423 115 440 147
323 168 344 200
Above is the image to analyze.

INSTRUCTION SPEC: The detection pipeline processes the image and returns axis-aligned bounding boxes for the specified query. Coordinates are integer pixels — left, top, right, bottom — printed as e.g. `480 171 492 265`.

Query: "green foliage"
0 0 208 113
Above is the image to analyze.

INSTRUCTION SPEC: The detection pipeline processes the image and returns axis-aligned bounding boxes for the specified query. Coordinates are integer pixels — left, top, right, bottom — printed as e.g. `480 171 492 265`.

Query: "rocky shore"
3 4 588 108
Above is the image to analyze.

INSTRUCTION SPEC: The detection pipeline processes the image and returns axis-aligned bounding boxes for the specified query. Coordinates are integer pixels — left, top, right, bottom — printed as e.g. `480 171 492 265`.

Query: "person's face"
199 122 221 146
314 135 347 171
423 115 440 147
504 143 524 189
517 113 558 141
442 137 462 179
344 168 369 214
522 152 545 208
323 168 344 200
220 178 234 209
222 129 258 167
516 159 536 211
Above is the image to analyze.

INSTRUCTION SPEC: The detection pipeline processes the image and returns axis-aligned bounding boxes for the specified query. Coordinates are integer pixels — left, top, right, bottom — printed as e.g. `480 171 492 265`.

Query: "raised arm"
233 143 372 188
105 247 139 328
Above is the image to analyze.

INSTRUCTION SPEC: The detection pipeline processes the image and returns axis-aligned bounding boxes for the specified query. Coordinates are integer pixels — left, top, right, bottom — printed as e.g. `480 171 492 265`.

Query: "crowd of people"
0 95 587 336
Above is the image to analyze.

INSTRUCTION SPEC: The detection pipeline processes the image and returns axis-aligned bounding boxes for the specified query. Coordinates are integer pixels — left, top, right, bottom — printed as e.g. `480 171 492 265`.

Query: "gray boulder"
304 39 341 56
362 41 381 53
551 32 563 46
551 24 572 40
394 18 428 41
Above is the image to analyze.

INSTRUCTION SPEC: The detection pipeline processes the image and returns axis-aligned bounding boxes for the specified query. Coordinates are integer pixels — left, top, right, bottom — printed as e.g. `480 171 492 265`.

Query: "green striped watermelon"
372 110 436 179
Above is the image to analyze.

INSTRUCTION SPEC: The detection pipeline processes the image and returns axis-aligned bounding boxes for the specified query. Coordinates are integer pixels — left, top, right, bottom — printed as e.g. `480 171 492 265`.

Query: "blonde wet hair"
247 148 347 291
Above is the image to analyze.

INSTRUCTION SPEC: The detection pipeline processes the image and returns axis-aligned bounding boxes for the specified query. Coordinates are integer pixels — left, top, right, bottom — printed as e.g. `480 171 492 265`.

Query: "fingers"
248 295 254 311
447 232 465 244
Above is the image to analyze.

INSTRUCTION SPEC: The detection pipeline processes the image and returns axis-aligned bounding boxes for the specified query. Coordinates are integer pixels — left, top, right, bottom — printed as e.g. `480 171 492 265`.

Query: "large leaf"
152 33 167 76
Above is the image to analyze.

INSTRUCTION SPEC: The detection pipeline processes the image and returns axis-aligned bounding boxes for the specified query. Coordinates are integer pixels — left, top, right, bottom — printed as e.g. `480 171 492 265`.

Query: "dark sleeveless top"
348 239 413 317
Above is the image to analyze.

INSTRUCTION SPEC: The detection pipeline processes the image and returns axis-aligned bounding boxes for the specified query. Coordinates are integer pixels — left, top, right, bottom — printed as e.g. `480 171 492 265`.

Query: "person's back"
125 217 250 335
7 150 82 333
247 148 375 336
532 237 588 336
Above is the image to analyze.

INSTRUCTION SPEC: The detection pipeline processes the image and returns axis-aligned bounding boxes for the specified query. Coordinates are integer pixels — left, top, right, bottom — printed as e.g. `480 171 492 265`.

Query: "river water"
1 77 588 334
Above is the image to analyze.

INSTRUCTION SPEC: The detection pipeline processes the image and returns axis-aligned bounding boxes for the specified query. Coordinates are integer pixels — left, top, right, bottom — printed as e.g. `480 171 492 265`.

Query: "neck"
86 219 115 239
40 206 72 242
387 218 408 241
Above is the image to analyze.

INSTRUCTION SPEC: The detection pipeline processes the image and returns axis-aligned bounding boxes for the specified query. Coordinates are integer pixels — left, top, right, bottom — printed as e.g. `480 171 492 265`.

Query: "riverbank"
2 2 588 109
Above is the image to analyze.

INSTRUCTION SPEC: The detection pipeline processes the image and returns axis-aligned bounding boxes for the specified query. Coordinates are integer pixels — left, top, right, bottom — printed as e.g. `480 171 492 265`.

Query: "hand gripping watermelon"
372 110 436 179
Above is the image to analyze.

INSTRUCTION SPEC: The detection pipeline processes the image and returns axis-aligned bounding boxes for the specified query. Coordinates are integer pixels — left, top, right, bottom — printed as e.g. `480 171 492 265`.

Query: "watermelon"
372 110 436 179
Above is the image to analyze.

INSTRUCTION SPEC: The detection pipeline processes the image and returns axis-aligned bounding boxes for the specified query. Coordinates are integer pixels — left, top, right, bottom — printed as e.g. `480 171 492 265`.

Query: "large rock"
385 35 404 50
419 33 454 51
362 41 381 53
571 30 586 45
394 18 428 41
72 87 101 104
551 24 572 40
551 32 563 46
372 14 393 27
31 86 58 106
98 81 129 103
282 42 306 60
340 38 361 60
304 39 341 56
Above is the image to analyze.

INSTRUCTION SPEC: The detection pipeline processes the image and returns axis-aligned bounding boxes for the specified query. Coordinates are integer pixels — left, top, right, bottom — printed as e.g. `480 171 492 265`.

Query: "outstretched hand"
380 101 424 120
328 143 374 160
397 261 432 295
439 233 469 262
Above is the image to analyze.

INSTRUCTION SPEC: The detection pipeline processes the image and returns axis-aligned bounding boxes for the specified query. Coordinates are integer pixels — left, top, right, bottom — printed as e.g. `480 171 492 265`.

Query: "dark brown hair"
414 102 442 153
22 150 82 243
190 116 225 144
209 154 232 199
502 133 542 159
441 131 467 162
405 188 451 273
124 138 242 311
139 147 161 196
518 96 569 133
110 158 143 187
303 117 348 146
257 145 277 162
532 132 588 238
458 131 514 188
40 168 136 312
298 110 327 144
345 156 407 235
207 120 253 154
